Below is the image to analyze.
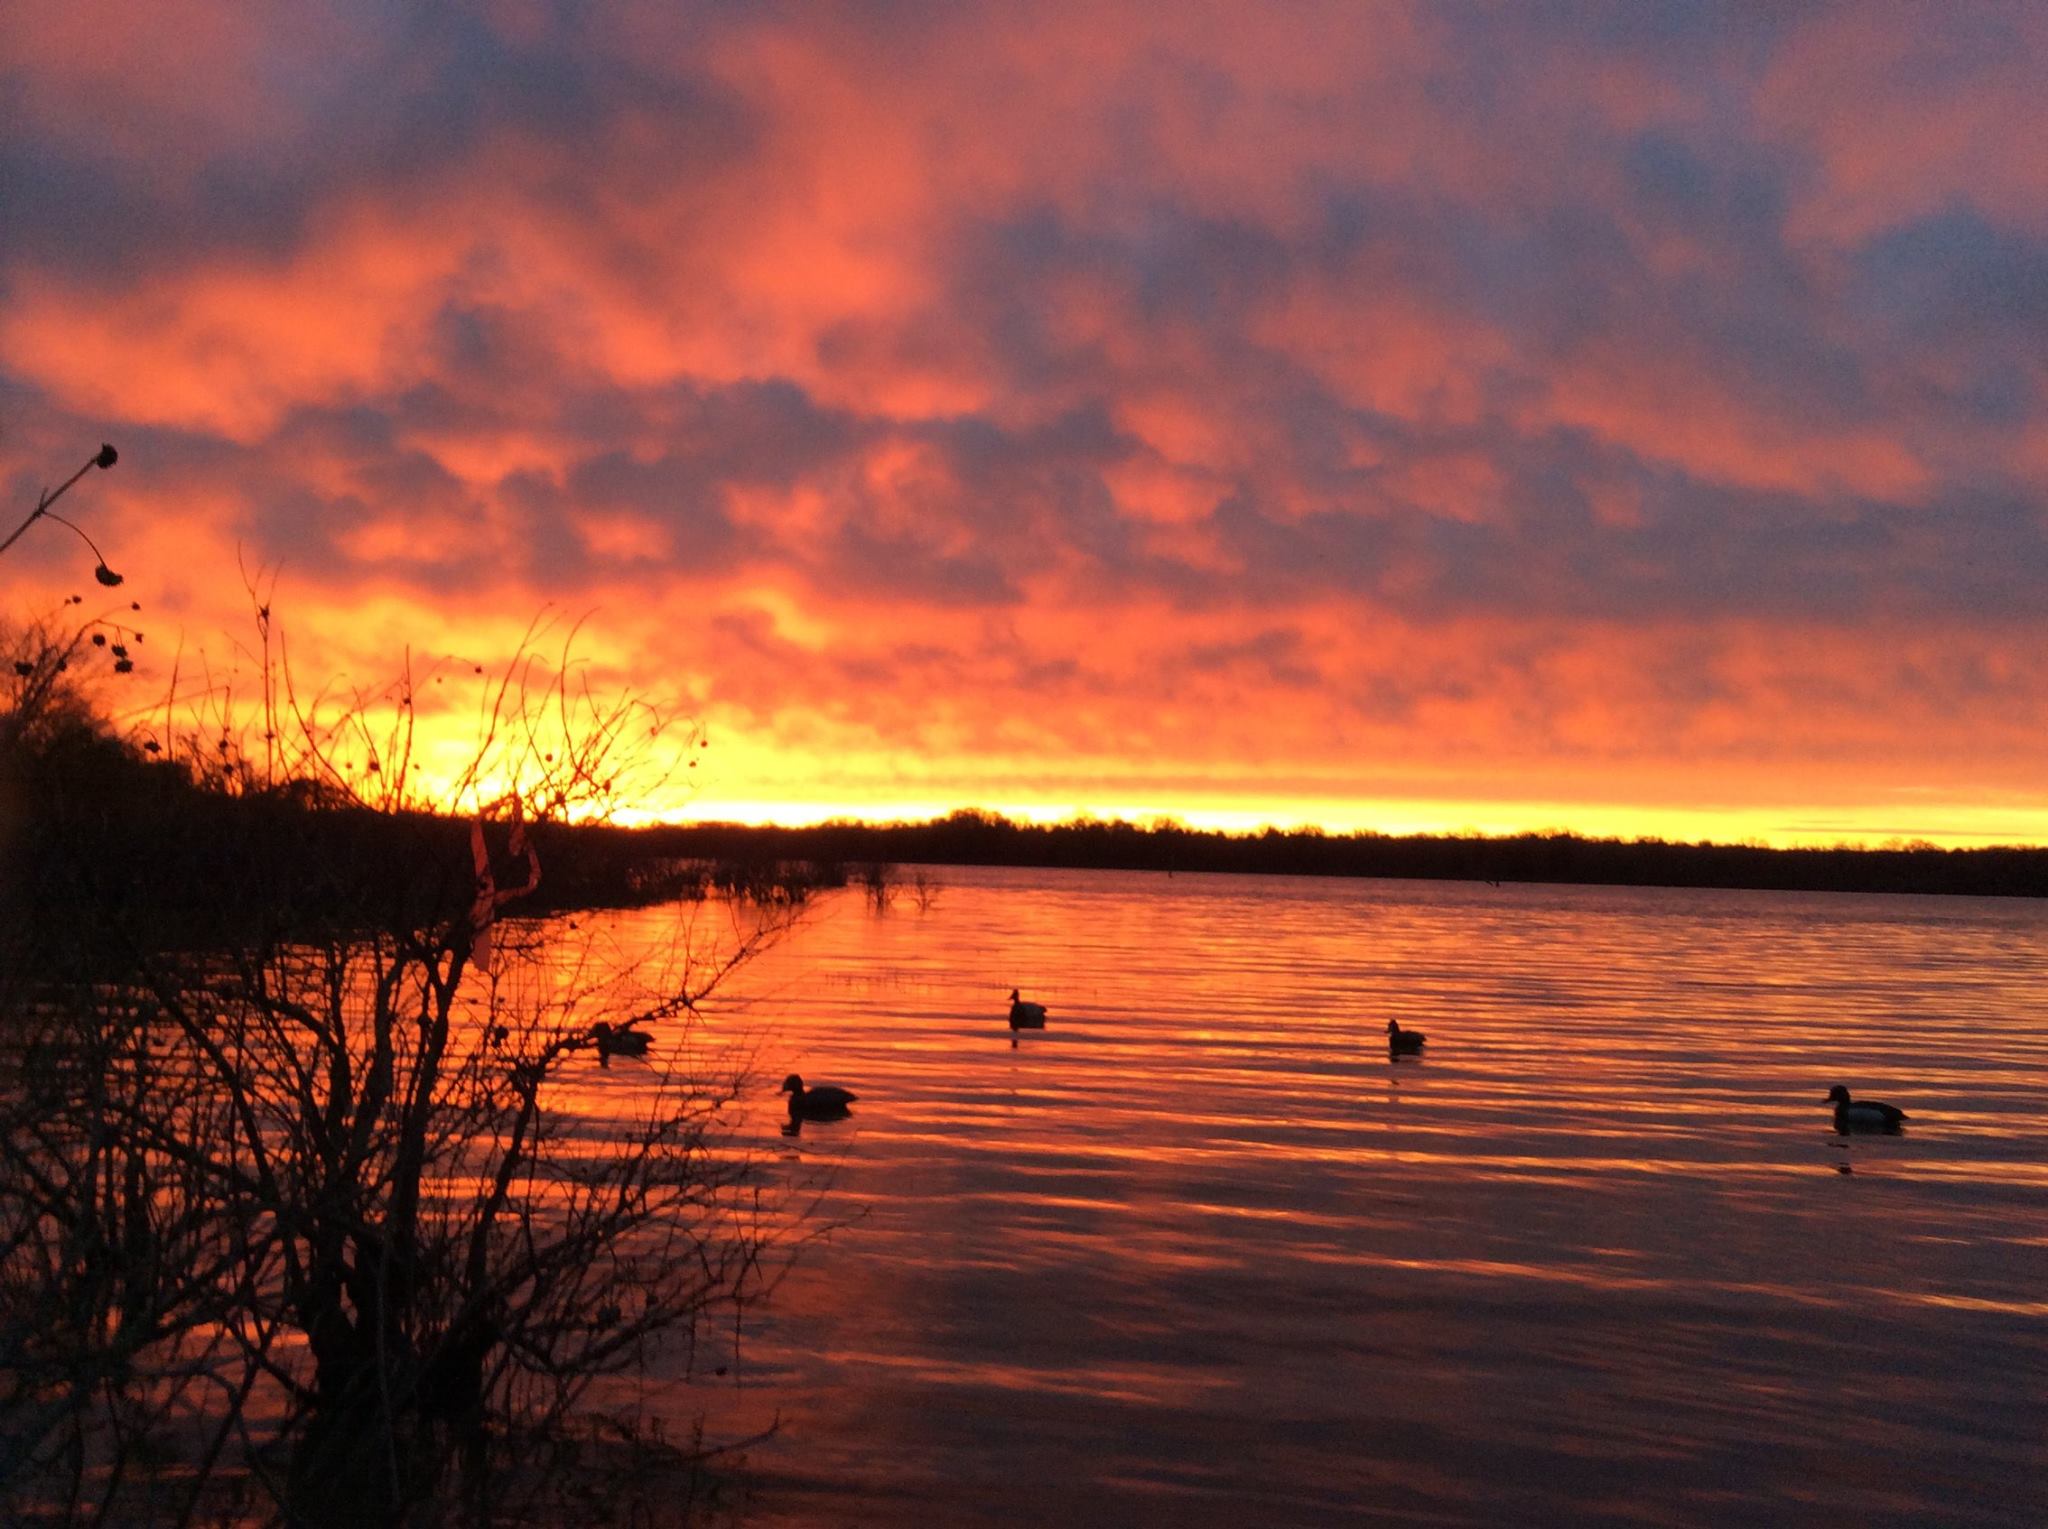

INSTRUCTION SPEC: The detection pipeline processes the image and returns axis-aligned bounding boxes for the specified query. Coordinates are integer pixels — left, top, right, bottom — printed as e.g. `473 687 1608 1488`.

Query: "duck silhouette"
1007 989 1048 1047
782 1073 857 1122
1826 1085 1906 1133
1386 1019 1426 1057
590 1022 652 1068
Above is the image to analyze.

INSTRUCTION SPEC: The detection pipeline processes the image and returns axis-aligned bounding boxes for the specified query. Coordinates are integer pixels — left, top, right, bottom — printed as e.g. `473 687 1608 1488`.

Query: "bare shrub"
856 861 896 912
1 610 817 1524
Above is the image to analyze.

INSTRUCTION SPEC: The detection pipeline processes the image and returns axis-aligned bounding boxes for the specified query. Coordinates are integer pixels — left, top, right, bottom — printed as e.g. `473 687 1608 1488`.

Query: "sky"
5 1 2047 845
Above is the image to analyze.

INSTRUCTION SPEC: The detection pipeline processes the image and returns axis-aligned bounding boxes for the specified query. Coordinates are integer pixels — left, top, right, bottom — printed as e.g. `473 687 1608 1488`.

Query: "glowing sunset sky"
6 2 2047 844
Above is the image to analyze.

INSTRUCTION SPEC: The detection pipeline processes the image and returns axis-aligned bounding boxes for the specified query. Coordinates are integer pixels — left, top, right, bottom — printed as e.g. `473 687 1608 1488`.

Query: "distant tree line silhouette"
10 686 2040 926
621 808 2048 900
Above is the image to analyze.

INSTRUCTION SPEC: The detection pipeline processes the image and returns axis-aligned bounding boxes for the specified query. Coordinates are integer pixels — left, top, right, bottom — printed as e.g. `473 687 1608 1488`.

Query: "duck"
1386 1019 1426 1056
590 1021 652 1067
782 1073 857 1122
1826 1084 1906 1133
1007 988 1048 1047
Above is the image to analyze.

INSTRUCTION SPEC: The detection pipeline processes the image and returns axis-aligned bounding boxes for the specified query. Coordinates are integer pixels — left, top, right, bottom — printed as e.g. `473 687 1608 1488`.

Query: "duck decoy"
590 1021 652 1068
782 1073 857 1122
1007 988 1048 1047
1826 1085 1906 1133
1386 1019 1426 1056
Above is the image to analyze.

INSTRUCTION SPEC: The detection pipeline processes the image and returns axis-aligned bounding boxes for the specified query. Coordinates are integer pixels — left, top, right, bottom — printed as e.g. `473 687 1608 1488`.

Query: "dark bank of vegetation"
617 810 2048 901
2 607 831 1527
11 628 2044 959
2 621 847 970
12 667 2038 937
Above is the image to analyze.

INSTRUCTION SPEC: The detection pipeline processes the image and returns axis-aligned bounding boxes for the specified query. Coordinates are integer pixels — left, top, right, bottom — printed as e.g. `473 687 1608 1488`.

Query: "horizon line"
606 805 2048 855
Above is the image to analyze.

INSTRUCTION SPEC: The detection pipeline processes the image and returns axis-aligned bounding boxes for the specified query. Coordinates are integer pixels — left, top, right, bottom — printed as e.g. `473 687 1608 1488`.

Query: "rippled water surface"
596 868 2048 1526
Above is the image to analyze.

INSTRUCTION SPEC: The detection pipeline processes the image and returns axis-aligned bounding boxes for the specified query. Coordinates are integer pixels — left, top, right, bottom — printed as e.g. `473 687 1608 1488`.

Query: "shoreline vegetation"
6 699 2045 929
4 593 2038 923
634 812 2048 901
14 769 2048 950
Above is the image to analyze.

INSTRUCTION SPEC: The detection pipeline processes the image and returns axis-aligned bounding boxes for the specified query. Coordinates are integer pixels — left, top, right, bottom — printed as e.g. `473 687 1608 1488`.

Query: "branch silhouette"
0 445 120 576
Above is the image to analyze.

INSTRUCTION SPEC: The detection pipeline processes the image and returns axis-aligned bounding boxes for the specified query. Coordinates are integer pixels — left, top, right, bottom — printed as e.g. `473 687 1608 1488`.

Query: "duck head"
781 1073 804 1096
1825 1085 1851 1106
1385 1020 1401 1036
1008 988 1020 1001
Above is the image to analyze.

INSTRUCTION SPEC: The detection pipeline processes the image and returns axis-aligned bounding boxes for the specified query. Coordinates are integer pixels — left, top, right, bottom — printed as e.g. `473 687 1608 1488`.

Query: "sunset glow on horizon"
7 3 2048 848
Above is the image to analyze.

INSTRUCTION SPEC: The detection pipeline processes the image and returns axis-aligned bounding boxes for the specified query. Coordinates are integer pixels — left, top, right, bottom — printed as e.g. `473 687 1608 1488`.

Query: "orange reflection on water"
553 869 2048 1527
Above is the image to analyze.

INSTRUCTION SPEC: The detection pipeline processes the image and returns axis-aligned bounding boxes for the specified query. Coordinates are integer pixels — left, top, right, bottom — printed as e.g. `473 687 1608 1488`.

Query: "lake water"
595 867 2048 1527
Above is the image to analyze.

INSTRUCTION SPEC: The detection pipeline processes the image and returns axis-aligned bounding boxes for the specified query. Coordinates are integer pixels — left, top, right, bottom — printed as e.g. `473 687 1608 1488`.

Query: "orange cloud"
6 2 2048 846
